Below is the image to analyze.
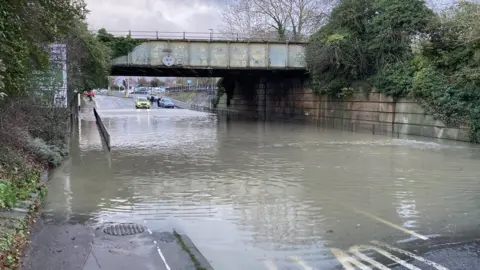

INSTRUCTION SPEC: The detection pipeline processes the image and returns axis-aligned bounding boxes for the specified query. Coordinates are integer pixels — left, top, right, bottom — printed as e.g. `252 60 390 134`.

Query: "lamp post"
209 29 213 41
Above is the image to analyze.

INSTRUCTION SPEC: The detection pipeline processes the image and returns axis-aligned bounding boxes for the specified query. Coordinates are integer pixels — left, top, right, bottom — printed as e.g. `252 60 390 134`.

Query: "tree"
64 20 112 95
306 0 434 95
150 78 165 87
368 0 435 65
97 28 141 59
220 0 265 38
164 78 176 86
108 77 117 89
288 0 334 39
0 0 111 99
136 77 149 86
252 0 290 39
409 1 480 141
220 0 334 40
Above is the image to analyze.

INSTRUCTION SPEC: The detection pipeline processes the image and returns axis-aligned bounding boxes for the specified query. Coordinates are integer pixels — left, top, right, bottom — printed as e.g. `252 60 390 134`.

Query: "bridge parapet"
111 36 306 70
96 30 308 43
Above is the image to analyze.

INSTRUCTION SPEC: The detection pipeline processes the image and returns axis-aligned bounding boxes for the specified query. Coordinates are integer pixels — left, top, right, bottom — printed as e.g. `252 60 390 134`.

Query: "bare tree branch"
220 0 337 41
219 0 266 39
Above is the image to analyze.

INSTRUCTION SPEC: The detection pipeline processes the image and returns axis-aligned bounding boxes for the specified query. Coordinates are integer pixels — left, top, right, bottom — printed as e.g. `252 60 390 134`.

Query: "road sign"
162 55 174 66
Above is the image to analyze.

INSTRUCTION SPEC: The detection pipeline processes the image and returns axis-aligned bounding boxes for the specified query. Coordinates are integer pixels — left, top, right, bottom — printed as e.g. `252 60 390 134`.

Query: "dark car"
150 95 162 102
158 98 175 108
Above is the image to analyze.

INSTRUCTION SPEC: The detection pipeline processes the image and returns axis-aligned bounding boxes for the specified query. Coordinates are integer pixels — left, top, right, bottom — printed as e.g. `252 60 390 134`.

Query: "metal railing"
166 86 217 93
93 108 111 151
90 30 308 43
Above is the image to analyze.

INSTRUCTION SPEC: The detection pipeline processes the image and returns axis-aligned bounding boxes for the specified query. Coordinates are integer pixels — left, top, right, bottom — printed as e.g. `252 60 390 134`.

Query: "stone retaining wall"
215 78 469 142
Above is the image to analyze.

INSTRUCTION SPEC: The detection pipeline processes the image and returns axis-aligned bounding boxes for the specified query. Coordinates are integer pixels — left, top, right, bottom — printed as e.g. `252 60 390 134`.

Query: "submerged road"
23 95 480 269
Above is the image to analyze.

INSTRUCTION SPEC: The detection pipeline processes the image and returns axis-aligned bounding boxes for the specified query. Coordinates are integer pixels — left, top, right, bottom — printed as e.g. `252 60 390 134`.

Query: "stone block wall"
215 76 470 142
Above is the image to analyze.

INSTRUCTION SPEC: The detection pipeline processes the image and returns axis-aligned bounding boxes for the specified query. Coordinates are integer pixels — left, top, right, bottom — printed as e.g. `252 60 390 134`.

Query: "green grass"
169 92 195 102
0 169 40 209
173 231 207 270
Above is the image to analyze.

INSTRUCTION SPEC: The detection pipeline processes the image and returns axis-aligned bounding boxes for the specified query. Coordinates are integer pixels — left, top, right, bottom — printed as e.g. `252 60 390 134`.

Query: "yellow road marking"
288 256 313 270
330 248 371 270
353 209 428 240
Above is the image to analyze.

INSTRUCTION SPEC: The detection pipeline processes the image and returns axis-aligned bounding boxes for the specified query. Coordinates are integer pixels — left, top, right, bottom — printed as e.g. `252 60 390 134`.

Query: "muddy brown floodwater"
43 96 480 270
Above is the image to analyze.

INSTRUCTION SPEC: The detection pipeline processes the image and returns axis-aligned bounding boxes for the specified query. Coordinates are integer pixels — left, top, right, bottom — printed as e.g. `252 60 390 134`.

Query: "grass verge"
0 170 48 268
167 92 195 102
0 96 68 269
173 231 207 270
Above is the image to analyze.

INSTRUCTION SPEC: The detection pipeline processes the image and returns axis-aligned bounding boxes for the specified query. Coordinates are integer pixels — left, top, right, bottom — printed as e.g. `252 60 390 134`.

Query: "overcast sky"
85 0 228 33
85 0 461 34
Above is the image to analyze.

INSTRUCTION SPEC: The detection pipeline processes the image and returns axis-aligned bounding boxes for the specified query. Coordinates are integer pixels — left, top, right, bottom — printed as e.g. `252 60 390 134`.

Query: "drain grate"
103 223 146 236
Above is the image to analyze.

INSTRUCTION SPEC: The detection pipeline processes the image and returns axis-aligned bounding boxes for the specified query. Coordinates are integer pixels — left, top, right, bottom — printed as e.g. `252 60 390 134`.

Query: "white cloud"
85 0 227 33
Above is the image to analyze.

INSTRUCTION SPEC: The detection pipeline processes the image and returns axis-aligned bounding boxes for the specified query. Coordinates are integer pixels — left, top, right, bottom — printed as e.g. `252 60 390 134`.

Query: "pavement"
20 95 213 270
21 218 212 270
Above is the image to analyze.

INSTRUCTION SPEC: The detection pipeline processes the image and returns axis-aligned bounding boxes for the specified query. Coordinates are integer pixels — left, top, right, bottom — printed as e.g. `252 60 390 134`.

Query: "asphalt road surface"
22 95 480 270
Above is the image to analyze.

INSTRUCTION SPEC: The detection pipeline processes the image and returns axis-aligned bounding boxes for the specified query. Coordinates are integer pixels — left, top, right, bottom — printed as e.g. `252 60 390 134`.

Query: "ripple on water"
44 107 480 270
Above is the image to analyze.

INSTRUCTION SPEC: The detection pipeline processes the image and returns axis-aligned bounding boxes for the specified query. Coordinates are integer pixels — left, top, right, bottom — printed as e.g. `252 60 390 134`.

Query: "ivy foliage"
412 2 480 141
97 29 142 59
0 0 111 97
306 0 434 96
306 0 480 142
66 22 112 92
0 169 39 209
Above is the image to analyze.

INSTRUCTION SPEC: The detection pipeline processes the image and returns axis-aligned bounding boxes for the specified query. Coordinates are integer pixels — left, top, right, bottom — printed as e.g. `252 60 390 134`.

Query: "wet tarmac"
24 95 480 269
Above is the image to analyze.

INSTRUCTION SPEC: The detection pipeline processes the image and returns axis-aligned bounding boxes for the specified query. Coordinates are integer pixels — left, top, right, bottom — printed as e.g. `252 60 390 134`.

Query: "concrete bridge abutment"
214 73 470 142
216 73 309 121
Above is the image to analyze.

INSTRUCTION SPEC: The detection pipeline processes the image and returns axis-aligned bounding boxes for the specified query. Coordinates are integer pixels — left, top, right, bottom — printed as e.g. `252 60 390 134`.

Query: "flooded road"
44 95 480 269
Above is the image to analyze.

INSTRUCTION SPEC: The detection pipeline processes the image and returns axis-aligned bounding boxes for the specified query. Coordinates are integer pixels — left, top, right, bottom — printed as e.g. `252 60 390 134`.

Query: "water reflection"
43 104 480 269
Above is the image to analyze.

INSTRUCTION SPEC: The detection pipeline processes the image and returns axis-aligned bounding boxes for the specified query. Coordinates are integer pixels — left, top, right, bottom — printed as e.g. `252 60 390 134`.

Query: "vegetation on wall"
0 0 113 98
0 0 112 174
97 28 142 59
0 0 117 266
306 0 480 142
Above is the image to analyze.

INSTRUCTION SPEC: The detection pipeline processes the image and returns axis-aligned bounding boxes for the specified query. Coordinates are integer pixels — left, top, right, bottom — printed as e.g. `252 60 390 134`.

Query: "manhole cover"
103 223 146 236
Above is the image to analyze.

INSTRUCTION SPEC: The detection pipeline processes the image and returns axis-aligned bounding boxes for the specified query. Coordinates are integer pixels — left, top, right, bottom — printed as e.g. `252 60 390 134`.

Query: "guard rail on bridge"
91 30 308 43
166 86 217 94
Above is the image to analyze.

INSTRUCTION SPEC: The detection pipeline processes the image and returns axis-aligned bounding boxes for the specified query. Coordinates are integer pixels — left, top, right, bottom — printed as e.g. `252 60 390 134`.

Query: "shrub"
0 169 40 209
0 96 69 170
306 0 480 142
27 138 67 168
372 60 416 99
306 0 433 95
0 181 16 209
0 145 24 173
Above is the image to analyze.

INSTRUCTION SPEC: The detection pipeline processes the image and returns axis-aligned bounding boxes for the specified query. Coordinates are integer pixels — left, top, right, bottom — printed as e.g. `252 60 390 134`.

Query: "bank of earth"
0 100 70 269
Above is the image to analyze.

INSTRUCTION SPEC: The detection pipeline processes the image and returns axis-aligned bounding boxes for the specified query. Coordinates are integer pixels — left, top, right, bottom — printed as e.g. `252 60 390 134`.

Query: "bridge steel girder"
111 39 307 77
110 65 307 78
